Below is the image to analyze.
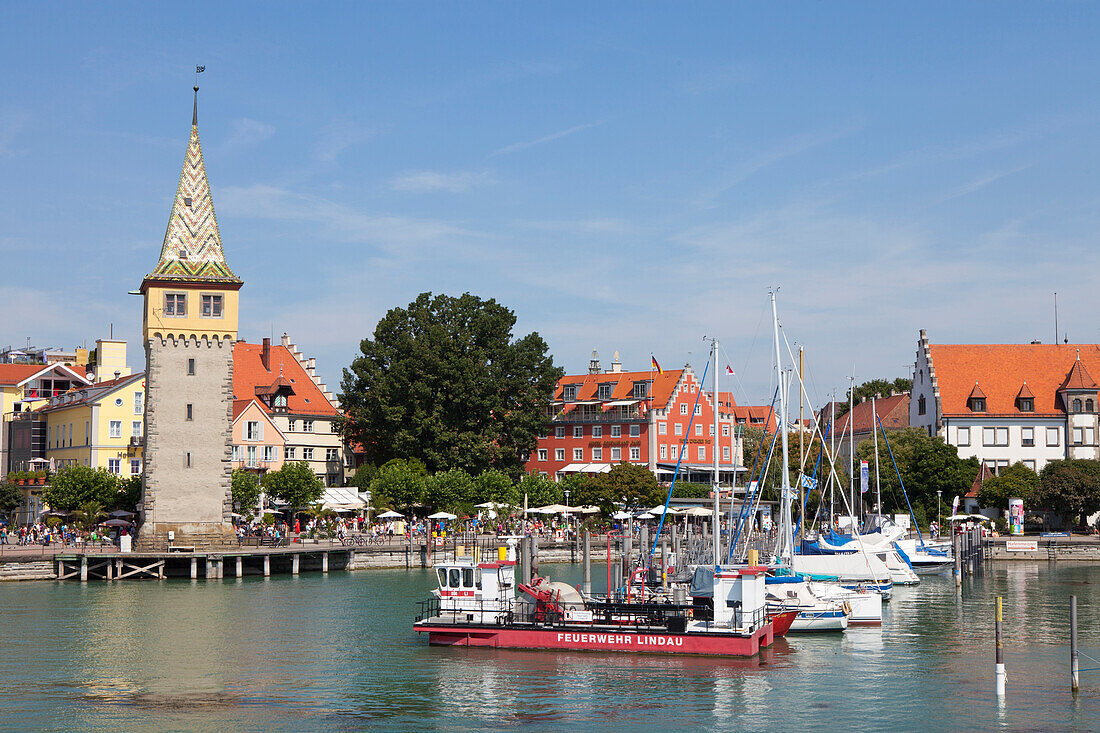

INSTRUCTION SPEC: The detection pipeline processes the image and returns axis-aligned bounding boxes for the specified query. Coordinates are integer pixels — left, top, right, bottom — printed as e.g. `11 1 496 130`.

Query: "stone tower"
137 86 243 550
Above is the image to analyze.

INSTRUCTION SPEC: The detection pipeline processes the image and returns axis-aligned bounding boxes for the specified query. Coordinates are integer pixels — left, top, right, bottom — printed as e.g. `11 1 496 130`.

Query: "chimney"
261 338 271 372
610 351 622 373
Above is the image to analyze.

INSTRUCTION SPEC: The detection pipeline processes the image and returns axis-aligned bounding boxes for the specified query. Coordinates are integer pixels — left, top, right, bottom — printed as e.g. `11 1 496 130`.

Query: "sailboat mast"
848 375 855 525
798 346 804 541
771 292 793 563
830 396 835 526
872 395 881 516
712 336 720 566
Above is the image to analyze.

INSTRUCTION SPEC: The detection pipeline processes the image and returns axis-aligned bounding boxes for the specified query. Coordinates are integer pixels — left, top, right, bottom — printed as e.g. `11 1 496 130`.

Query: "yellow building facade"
40 372 145 476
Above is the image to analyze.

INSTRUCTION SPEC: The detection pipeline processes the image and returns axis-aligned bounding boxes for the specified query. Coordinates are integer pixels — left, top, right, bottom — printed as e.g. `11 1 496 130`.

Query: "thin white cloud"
223 118 276 148
314 118 376 162
491 121 602 156
219 183 473 254
391 170 492 193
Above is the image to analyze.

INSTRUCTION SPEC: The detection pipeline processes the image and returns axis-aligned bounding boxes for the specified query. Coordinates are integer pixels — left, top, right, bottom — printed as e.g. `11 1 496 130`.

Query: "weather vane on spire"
194 64 205 89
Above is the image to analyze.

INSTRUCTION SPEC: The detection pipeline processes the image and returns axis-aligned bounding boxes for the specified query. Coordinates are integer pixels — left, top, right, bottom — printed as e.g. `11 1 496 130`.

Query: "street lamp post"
937 490 942 530
564 489 571 534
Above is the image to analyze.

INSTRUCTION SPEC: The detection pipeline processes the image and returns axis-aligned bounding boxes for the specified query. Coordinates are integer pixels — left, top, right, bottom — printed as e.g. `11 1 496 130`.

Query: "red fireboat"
414 558 794 657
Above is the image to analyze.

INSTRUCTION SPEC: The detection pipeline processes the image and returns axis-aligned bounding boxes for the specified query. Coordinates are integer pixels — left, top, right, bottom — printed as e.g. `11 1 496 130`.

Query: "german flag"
651 356 662 374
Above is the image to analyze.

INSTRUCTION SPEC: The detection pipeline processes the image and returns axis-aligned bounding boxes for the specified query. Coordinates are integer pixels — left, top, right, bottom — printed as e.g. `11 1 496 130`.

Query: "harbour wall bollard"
995 596 1006 697
1071 595 1080 694
954 535 962 587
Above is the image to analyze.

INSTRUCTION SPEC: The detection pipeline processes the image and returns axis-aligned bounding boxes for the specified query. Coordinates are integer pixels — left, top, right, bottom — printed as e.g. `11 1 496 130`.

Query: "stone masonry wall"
138 335 236 549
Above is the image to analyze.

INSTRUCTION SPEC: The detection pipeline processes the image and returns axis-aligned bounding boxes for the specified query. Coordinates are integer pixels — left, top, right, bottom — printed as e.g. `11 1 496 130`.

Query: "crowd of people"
0 521 132 548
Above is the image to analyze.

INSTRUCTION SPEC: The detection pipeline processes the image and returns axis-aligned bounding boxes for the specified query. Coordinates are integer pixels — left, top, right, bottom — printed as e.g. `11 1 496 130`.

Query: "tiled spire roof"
968 383 987 400
1016 382 1035 399
1060 357 1099 391
146 86 240 284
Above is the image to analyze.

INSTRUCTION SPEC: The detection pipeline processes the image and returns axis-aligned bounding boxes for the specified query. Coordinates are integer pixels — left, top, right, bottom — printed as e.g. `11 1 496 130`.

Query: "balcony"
546 405 647 424
129 436 144 448
232 460 278 471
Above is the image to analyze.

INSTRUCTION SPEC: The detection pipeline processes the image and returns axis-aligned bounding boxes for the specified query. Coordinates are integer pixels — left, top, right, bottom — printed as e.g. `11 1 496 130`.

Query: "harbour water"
2 562 1098 731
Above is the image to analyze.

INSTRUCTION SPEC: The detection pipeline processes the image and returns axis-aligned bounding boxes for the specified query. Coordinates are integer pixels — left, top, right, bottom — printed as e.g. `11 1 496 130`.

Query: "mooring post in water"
995 596 1005 697
954 534 962 587
1071 594 1080 694
661 539 668 588
582 530 591 595
622 534 633 592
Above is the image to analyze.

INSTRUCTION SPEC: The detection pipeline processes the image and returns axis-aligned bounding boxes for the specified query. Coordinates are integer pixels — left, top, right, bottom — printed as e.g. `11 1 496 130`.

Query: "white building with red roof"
233 333 347 487
910 329 1100 475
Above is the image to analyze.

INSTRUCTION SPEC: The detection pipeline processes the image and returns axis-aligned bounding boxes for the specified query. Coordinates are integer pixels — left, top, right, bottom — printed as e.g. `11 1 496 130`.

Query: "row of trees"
231 461 325 517
41 465 142 514
979 459 1100 527
349 458 674 517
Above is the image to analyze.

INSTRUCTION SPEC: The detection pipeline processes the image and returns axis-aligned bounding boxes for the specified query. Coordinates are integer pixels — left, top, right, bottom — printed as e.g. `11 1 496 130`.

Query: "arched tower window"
1073 398 1082 412
1087 399 1095 413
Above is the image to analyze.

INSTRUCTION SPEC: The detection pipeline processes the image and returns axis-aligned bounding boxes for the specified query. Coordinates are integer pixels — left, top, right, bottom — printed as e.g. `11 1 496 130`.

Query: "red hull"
414 622 774 657
769 610 798 637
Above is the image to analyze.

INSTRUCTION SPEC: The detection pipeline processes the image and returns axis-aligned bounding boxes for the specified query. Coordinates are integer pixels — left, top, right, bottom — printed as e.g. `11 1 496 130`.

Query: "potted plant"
6 472 15 484
35 470 46 485
16 472 26 486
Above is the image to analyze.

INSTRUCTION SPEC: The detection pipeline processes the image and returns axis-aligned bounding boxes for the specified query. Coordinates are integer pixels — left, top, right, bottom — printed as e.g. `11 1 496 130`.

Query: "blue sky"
3 3 1100 408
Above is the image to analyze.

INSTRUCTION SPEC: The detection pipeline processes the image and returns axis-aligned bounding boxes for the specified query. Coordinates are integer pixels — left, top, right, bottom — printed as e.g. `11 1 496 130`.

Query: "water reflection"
0 563 1098 731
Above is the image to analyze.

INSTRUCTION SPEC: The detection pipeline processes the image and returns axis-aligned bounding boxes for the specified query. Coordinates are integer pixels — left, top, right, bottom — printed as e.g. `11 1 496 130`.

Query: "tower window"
186 403 193 421
201 294 223 318
186 452 192 468
183 197 192 207
1073 398 1083 413
164 293 186 316
187 358 195 375
917 395 926 416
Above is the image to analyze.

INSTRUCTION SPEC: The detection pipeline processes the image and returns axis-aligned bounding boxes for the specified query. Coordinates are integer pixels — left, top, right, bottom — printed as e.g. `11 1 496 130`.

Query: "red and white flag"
725 365 734 375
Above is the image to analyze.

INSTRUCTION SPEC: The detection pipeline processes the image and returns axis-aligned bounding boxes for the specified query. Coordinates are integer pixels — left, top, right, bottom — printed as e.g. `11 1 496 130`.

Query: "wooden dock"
52 546 355 581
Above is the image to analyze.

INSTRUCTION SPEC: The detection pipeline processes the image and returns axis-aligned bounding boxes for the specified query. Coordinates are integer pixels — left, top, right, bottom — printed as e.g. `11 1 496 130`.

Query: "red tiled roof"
831 394 909 436
554 369 682 407
931 344 1100 416
1061 359 1099 391
967 463 995 498
968 383 987 400
0 363 88 386
233 341 338 416
232 398 254 421
1016 383 1034 399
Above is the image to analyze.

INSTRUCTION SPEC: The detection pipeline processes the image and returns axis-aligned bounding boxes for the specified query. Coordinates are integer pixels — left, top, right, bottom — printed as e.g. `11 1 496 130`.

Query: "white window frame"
1073 427 1084 445
674 423 683 436
697 446 706 460
555 426 566 439
722 425 730 437
246 445 258 467
108 458 121 474
286 447 296 459
611 425 622 438
629 446 640 461
263 445 277 462
1047 427 1060 446
660 445 667 460
555 448 565 461
592 447 603 461
538 449 547 462
629 424 640 437
611 447 622 461
131 459 141 475
1021 427 1034 447
109 420 122 439
246 420 262 441
680 404 688 415
303 448 314 460
132 421 142 438
573 425 583 438
723 445 730 461
134 391 143 415
303 420 314 433
593 425 603 438
695 424 703 436
326 448 339 461
957 427 970 447
658 422 666 435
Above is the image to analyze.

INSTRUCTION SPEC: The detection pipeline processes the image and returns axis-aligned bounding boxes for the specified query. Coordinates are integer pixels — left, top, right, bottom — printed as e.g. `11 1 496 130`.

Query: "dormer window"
970 398 986 412
563 385 577 402
597 383 612 400
633 381 651 399
1018 398 1033 412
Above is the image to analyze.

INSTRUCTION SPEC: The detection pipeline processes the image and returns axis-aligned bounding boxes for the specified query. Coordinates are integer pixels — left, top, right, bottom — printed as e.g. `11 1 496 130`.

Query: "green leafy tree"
231 469 262 516
115 476 143 512
854 427 979 520
835 377 913 417
71 500 107 530
1031 459 1100 527
977 462 1039 511
569 462 665 514
0 482 22 517
474 469 520 507
43 465 118 512
424 468 476 512
517 472 562 507
339 292 563 478
260 461 324 516
349 464 378 492
370 458 428 511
